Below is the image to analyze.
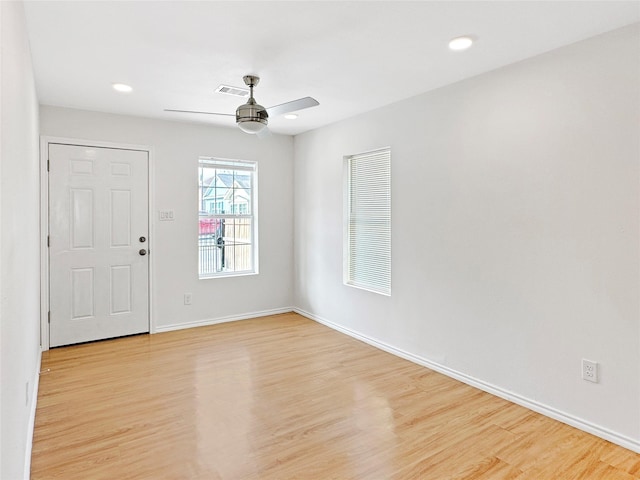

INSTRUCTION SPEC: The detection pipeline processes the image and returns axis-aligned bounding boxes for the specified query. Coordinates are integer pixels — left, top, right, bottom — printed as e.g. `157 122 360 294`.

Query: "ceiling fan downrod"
236 75 268 133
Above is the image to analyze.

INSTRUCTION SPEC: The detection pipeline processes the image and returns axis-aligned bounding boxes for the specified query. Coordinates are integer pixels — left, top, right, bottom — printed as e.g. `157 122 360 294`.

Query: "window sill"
199 271 259 280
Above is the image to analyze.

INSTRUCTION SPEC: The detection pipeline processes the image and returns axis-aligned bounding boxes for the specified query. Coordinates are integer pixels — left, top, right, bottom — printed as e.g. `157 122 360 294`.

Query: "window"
198 158 258 277
344 148 391 295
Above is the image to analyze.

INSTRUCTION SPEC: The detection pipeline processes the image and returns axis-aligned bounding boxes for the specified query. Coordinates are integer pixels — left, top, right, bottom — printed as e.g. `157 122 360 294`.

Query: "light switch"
159 210 174 221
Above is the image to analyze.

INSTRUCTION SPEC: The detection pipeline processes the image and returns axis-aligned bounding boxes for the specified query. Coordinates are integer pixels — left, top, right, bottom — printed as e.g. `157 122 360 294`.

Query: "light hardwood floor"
32 313 639 479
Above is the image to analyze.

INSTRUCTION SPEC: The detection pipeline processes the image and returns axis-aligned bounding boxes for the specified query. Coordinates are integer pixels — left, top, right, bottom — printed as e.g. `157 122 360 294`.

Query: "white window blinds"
345 148 391 295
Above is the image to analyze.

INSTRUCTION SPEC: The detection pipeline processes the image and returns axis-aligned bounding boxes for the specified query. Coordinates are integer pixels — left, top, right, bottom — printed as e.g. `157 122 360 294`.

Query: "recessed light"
112 83 133 93
449 36 474 51
284 114 298 120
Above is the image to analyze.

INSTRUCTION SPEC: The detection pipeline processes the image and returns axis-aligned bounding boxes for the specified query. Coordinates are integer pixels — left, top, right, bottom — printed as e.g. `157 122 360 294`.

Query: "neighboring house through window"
198 157 258 277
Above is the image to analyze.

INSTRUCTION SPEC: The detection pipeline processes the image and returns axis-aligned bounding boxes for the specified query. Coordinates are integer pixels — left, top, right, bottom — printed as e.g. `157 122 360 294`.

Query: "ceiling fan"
165 75 319 135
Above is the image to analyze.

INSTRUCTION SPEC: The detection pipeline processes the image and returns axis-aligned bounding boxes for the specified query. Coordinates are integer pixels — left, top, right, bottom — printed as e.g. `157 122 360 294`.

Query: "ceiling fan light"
236 101 268 134
238 120 267 134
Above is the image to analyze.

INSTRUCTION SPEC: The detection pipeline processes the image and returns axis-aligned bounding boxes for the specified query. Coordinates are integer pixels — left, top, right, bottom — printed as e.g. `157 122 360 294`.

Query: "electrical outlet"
184 293 192 305
582 359 598 383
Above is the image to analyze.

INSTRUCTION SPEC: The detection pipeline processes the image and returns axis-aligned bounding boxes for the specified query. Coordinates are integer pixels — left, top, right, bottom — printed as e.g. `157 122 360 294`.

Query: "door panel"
49 144 149 347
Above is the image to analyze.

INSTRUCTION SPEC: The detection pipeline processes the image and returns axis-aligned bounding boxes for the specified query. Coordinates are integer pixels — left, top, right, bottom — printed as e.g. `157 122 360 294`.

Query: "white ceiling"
23 1 640 136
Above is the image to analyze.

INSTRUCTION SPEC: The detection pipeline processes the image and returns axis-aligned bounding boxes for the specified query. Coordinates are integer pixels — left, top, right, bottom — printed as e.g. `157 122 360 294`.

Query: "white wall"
39 107 295 332
294 23 640 449
0 2 41 478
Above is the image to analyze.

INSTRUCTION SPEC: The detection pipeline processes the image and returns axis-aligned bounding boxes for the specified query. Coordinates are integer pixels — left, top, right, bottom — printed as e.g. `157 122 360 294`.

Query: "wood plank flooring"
32 313 640 479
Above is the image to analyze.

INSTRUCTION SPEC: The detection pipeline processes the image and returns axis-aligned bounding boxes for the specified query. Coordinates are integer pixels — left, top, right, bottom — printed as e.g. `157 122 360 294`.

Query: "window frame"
198 157 258 279
343 147 391 296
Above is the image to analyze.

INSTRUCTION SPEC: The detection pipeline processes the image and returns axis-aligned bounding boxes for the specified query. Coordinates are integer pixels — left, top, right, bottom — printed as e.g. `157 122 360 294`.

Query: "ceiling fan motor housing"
236 102 268 126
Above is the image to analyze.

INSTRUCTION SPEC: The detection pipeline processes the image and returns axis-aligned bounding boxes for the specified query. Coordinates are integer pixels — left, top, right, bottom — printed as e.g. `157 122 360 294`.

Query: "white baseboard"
24 347 43 479
155 307 294 333
293 307 640 454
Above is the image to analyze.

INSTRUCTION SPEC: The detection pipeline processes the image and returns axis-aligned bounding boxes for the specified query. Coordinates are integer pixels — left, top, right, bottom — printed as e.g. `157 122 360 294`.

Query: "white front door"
48 143 149 347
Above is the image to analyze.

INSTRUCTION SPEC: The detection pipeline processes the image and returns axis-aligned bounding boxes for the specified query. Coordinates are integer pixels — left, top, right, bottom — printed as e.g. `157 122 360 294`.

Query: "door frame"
40 136 155 351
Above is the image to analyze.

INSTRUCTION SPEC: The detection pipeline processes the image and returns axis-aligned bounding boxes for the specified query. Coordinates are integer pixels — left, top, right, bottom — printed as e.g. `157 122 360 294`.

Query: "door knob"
139 249 147 256
139 236 146 243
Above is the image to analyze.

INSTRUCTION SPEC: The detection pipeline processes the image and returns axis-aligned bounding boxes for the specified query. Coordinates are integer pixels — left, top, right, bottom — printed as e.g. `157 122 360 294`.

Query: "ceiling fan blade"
164 109 234 117
266 97 319 117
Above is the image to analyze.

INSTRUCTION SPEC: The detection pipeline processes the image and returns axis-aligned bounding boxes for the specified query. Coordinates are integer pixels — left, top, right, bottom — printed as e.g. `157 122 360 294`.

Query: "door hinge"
47 160 50 172
47 235 50 247
48 311 51 324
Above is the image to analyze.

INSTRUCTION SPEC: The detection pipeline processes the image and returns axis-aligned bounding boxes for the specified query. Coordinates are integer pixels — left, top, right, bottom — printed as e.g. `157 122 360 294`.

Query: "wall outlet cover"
582 359 598 383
